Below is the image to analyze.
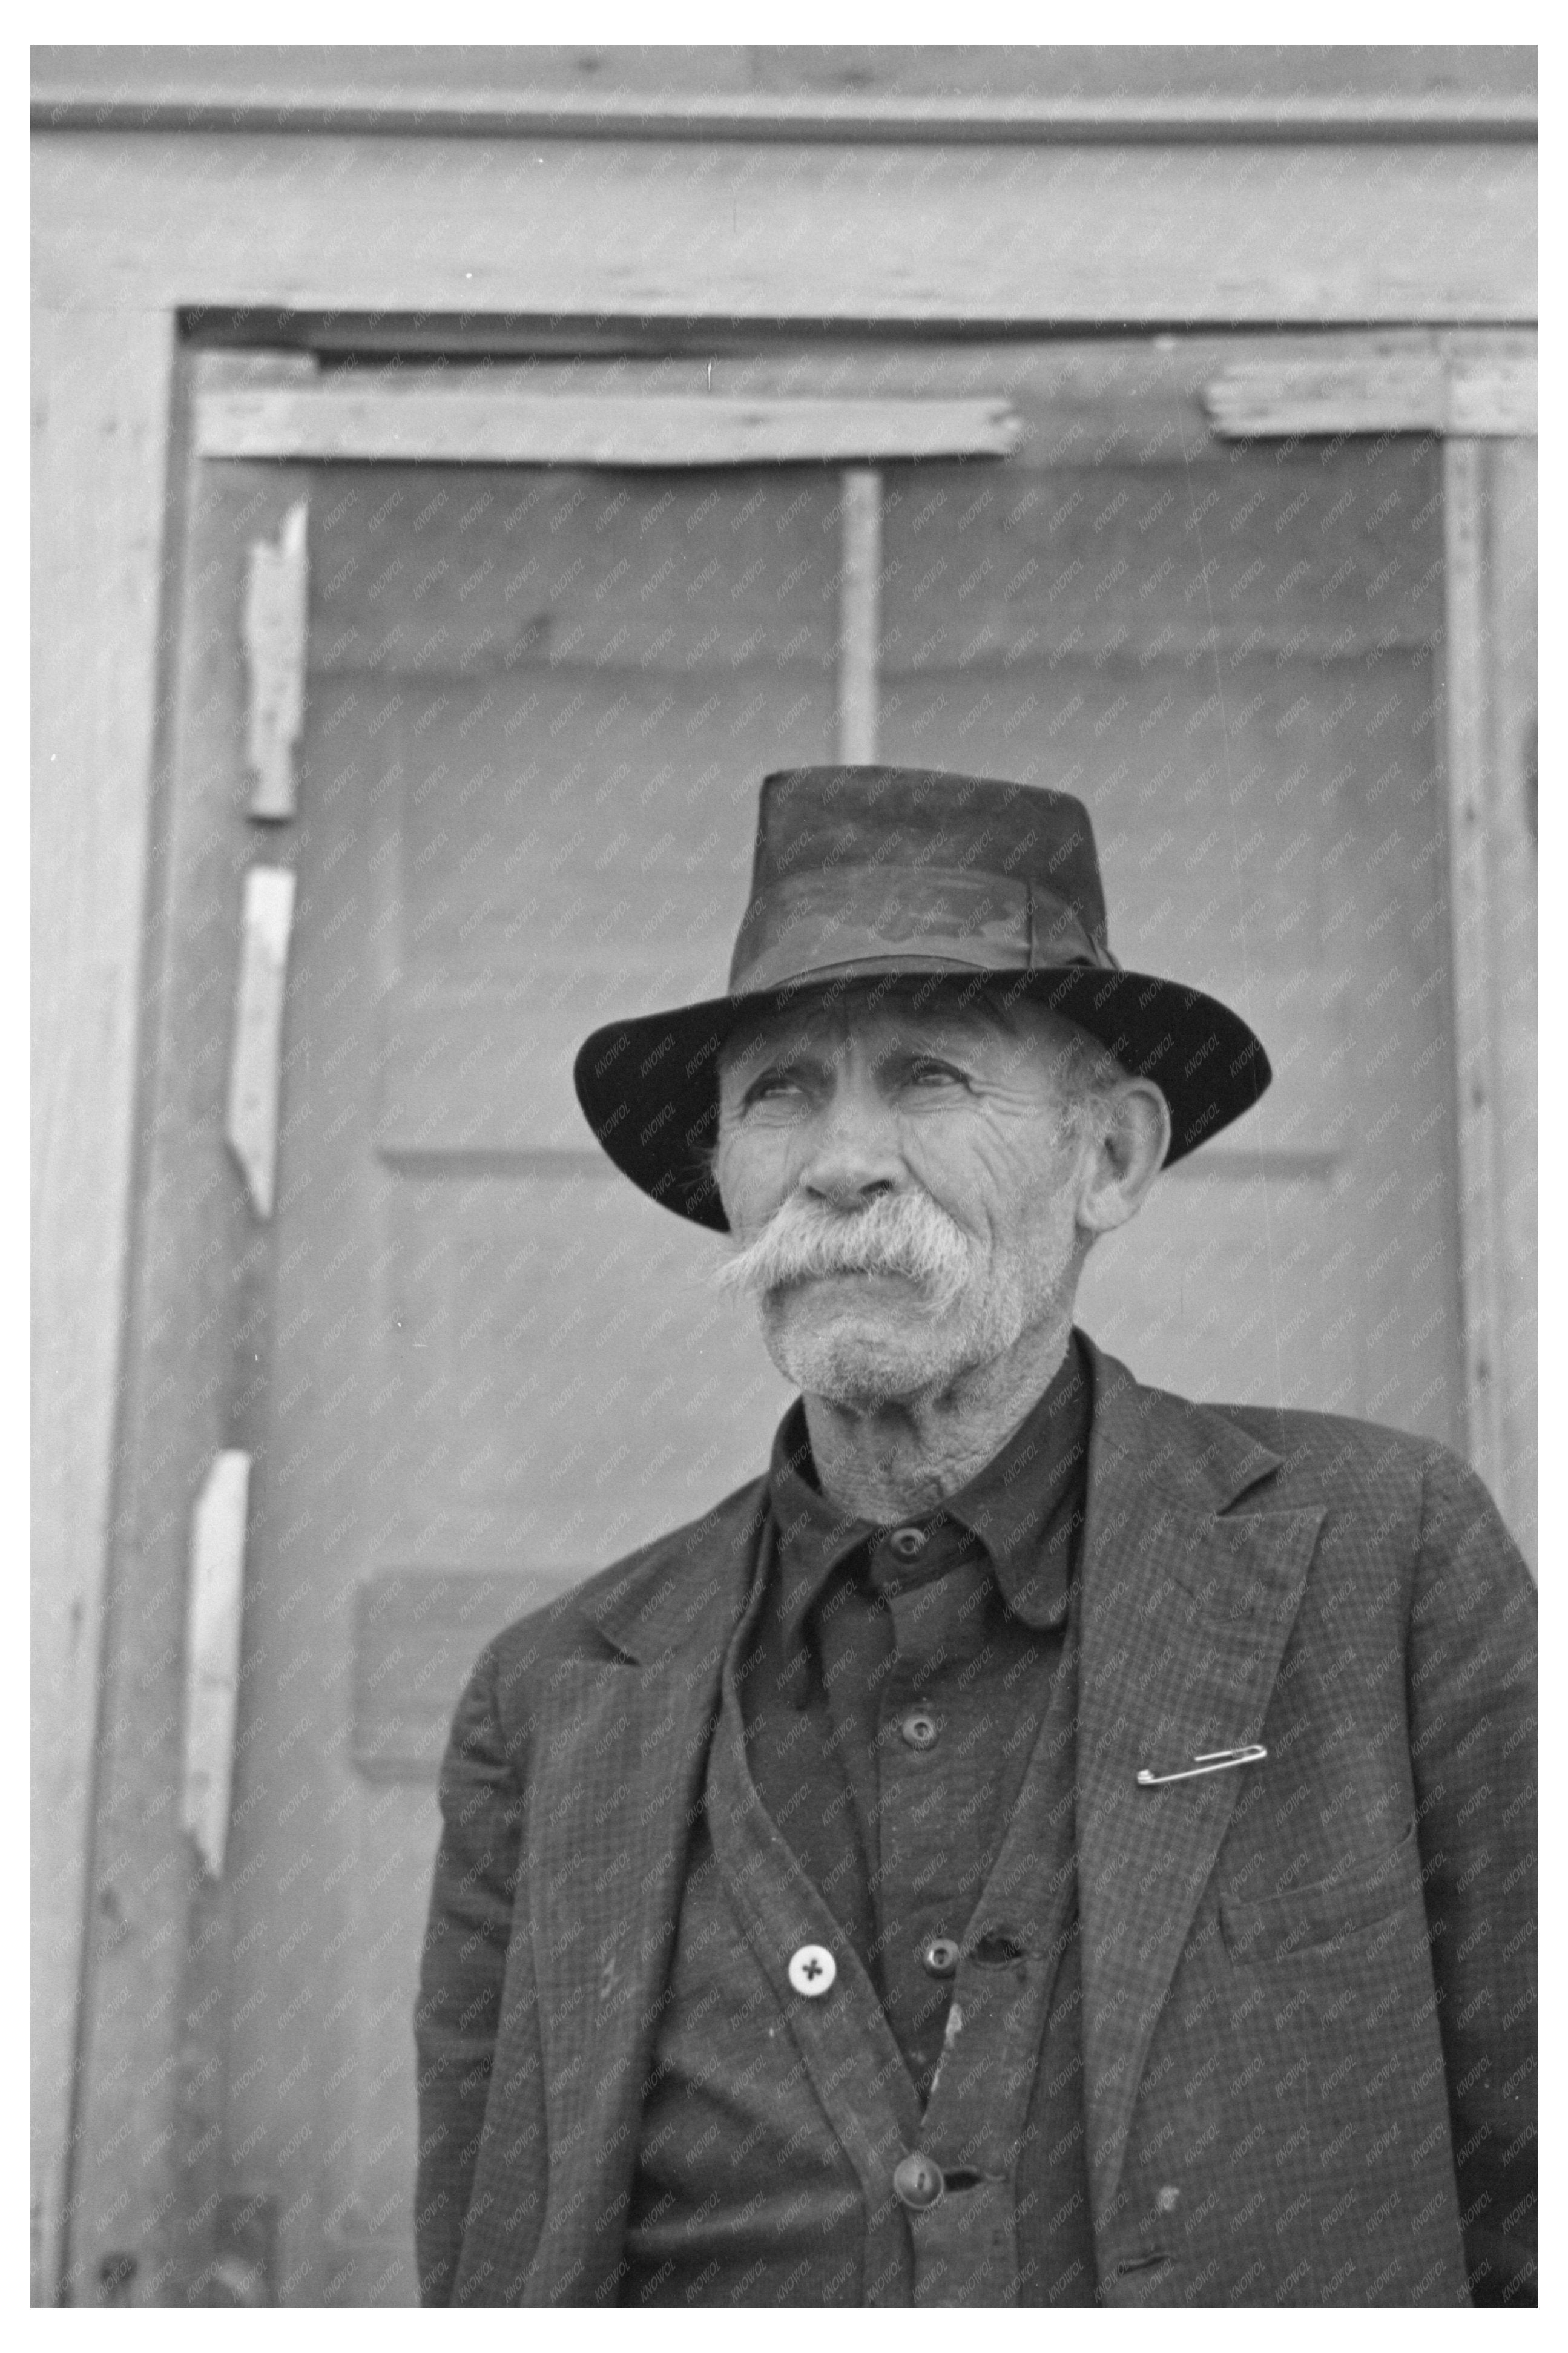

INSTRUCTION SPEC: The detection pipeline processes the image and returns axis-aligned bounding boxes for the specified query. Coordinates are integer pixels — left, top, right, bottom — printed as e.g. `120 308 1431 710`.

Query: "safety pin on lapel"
1136 1742 1267 1788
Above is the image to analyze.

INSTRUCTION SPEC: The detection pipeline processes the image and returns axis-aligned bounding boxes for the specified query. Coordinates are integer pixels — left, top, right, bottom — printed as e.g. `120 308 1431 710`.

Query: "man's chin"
759 1301 964 1409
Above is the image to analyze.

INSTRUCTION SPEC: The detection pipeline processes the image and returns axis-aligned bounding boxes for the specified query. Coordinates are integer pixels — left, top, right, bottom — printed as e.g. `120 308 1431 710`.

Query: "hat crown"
730 766 1115 995
572 762 1270 1227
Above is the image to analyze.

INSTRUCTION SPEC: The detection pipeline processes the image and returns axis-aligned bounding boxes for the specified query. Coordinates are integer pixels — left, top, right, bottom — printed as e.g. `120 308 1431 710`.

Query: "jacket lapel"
519 1502 763 2306
1072 1341 1324 2237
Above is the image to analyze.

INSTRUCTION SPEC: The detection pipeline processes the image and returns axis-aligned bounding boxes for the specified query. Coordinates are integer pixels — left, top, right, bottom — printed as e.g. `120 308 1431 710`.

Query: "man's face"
713 982 1096 1409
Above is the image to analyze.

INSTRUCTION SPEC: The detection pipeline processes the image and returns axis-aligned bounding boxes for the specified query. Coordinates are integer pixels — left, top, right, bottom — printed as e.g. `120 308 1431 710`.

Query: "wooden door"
163 347 1463 2303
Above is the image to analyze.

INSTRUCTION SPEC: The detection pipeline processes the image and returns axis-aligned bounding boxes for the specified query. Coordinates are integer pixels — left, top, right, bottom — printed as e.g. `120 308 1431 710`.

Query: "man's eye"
907 1060 964 1087
746 1072 802 1105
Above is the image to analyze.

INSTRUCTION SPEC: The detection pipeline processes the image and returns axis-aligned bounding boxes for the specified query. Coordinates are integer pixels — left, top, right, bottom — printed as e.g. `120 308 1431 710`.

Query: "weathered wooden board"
1484 442 1538 1571
29 41 1540 120
1439 438 1538 1565
54 452 314 2311
1443 441 1502 1497
31 133 1537 323
1207 345 1537 438
30 304 177 2309
199 389 1021 466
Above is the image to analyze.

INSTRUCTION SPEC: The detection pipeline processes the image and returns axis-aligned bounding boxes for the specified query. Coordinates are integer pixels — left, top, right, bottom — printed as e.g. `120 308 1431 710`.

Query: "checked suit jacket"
414 1336 1537 2308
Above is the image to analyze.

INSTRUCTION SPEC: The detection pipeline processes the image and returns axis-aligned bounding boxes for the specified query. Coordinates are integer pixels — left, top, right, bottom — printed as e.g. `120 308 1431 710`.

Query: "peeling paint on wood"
181 1452 252 1879
225 867 295 1218
1205 339 1537 439
242 501 308 820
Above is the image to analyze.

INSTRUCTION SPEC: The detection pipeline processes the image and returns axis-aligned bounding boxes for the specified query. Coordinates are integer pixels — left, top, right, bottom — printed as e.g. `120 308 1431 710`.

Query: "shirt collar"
766 1330 1093 1651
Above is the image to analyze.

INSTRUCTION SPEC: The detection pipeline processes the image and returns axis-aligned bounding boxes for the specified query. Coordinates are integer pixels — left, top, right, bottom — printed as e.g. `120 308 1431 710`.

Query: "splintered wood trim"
197 390 1022 468
224 867 295 1219
837 468 882 763
1205 344 1537 438
181 1452 252 1877
242 500 308 820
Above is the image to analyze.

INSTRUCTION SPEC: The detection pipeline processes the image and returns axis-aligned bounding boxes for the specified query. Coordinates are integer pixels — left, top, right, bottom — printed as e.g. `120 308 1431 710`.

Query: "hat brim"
573 963 1271 1232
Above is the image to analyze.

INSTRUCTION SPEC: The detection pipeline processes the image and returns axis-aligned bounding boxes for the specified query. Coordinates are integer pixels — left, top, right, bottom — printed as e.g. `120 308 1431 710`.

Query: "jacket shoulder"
1202 1398 1440 1496
1083 1332 1444 1519
1196 1399 1527 1586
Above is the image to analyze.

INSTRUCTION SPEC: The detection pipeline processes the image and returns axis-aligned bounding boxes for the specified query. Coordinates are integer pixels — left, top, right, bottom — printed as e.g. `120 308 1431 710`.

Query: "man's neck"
802 1318 1073 1523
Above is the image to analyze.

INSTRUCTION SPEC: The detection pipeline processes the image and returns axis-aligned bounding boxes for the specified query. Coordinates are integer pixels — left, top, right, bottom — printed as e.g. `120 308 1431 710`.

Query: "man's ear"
1077 1080 1170 1237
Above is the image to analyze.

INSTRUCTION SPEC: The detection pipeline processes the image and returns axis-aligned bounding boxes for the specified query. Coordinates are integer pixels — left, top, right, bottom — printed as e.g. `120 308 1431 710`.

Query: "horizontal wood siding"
32 133 1535 323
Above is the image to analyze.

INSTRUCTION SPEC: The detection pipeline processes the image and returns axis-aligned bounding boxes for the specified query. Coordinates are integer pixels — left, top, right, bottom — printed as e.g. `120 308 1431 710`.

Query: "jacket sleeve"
1408 1446 1537 2307
413 1641 525 2306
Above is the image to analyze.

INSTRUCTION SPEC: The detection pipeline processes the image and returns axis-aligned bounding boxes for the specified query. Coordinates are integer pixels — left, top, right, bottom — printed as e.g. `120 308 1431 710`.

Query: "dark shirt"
620 1334 1098 2305
740 1333 1091 2097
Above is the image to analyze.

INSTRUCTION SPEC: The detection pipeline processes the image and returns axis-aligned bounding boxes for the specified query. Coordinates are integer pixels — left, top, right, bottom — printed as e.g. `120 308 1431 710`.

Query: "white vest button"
787 1943 836 1997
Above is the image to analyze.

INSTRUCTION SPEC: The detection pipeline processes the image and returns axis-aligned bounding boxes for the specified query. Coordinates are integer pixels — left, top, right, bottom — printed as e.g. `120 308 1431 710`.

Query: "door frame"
183 336 1538 1542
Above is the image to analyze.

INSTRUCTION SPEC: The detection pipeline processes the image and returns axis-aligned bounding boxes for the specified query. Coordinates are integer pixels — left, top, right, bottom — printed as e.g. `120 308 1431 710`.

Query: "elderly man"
414 768 1536 2309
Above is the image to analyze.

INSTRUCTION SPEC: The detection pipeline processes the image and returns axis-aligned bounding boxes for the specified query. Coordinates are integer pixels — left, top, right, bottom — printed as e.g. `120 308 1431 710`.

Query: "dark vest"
621 1585 1097 2305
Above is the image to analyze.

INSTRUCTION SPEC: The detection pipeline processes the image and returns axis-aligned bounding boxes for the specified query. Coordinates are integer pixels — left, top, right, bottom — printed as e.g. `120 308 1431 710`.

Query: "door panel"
170 360 1461 2303
869 442 1455 1427
878 640 1455 1425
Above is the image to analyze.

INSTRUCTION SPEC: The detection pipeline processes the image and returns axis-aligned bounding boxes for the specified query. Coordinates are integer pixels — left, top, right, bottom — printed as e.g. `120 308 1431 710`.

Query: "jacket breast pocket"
1220 1817 1418 1966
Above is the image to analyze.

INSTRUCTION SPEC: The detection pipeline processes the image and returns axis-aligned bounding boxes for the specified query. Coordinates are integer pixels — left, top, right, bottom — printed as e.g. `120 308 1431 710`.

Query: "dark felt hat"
573 766 1270 1229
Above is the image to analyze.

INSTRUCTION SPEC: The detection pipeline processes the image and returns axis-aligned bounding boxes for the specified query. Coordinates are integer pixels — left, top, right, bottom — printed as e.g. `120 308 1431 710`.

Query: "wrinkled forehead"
718 977 1064 1078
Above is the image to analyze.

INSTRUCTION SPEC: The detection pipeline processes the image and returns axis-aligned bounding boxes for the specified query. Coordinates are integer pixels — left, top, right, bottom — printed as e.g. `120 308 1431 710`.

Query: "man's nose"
796 1073 904 1210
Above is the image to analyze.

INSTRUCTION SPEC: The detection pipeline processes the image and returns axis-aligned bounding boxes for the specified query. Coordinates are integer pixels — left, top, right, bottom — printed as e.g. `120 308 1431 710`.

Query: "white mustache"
714 1190 973 1315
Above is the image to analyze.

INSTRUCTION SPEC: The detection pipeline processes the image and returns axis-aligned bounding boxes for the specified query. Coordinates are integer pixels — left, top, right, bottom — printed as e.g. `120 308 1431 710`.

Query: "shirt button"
923 1936 961 1979
900 1708 940 1751
786 1943 836 1998
887 1525 927 1561
1155 2184 1181 2215
892 2153 944 2211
